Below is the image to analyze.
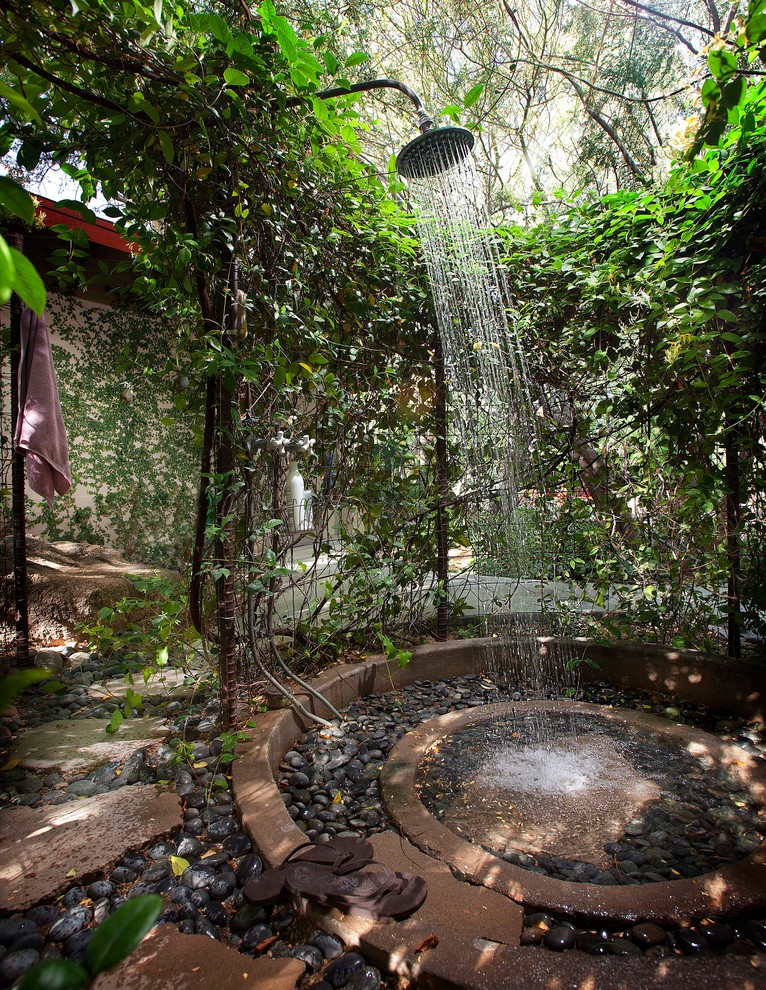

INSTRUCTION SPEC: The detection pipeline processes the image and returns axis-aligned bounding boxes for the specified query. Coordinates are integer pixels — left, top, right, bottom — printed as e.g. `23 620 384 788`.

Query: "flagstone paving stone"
86 661 208 702
11 717 168 774
0 785 178 911
93 925 306 990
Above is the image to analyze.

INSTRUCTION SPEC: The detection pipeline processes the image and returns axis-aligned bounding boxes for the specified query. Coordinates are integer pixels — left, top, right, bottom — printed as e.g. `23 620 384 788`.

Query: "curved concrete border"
232 638 766 989
381 700 766 923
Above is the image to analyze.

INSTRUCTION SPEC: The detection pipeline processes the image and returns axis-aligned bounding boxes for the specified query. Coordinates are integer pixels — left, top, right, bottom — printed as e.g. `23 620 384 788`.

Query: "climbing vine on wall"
27 293 197 566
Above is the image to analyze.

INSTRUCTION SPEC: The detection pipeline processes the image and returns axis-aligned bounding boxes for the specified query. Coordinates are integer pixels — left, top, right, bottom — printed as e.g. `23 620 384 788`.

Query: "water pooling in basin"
417 711 766 883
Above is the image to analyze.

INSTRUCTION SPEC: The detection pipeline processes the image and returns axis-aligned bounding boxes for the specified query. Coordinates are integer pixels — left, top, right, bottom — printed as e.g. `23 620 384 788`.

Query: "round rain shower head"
396 126 475 180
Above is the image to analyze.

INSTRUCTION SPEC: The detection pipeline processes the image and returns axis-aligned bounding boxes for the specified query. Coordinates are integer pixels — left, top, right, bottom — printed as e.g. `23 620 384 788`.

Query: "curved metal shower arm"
283 78 434 133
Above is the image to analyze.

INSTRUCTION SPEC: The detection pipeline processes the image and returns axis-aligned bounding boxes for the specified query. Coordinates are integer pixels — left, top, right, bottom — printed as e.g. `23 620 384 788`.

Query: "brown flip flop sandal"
243 836 374 906
285 861 428 921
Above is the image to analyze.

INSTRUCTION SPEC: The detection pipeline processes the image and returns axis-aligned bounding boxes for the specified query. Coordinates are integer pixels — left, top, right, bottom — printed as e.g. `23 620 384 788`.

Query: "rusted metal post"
214 258 240 727
8 230 30 665
724 431 741 659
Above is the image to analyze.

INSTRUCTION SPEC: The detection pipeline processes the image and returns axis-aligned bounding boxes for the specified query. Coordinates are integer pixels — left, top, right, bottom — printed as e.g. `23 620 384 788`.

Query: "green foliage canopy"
501 103 766 643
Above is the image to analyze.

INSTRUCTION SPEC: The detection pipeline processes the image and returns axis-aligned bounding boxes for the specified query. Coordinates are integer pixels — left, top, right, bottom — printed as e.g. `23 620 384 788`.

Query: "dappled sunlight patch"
699 873 730 911
0 786 179 911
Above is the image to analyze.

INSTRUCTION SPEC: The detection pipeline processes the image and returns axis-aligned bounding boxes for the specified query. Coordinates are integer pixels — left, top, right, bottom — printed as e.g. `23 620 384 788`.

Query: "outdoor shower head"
396 126 475 180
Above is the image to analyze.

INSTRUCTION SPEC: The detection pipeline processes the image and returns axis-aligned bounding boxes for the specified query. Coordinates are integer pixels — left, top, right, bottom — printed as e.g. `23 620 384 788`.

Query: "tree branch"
701 0 721 34
569 0 700 53
613 0 714 37
500 0 534 54
507 58 691 104
6 51 128 115
42 28 180 85
567 76 648 183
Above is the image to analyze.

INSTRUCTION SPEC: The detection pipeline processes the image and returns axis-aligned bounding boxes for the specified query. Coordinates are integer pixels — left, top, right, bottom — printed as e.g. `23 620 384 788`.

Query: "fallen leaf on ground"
255 935 278 952
415 934 439 953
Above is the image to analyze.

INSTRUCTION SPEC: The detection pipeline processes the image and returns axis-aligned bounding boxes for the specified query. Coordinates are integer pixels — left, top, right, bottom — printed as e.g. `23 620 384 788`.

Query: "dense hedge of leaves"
500 99 766 646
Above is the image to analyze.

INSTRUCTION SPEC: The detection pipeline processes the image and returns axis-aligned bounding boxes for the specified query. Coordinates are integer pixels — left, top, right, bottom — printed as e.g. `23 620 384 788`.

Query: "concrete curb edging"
381 699 766 923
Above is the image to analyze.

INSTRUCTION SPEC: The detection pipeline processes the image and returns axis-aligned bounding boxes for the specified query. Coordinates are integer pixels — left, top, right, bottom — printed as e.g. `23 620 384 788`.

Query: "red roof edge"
35 196 134 254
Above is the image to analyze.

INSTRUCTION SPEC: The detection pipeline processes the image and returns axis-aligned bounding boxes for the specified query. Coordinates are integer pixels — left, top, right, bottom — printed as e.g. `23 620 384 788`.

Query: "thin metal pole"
284 78 434 132
725 429 741 659
8 230 30 665
434 333 450 639
215 257 240 728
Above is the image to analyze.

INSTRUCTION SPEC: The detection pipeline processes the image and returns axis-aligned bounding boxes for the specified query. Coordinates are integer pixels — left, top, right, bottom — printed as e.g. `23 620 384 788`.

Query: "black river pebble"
345 965 382 990
49 907 91 943
289 943 324 972
325 951 367 988
0 948 40 985
241 924 274 952
0 920 36 948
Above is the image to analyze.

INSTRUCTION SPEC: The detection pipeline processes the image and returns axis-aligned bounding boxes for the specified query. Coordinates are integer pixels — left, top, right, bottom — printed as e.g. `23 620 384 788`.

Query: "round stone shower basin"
381 699 766 923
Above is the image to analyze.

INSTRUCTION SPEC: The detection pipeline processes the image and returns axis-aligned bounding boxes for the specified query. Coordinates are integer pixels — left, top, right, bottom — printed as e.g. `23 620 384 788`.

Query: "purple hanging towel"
14 308 72 506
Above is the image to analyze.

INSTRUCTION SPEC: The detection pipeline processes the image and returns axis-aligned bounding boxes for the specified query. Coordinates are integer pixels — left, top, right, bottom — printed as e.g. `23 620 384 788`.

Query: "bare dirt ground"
1 537 178 654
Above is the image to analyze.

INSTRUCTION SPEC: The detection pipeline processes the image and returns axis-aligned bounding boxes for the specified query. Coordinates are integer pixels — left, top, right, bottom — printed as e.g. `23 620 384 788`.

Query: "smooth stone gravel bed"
275 670 766 957
0 652 389 990
417 710 765 883
519 909 766 957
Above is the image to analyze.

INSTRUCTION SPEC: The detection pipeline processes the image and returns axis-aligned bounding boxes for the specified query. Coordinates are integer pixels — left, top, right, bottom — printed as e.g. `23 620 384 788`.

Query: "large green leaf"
187 12 231 43
0 235 13 305
273 17 298 62
17 958 88 990
463 83 483 108
312 96 328 121
16 140 41 171
0 81 41 124
223 68 249 86
700 79 720 108
158 131 174 164
9 248 46 315
105 707 124 734
84 894 162 977
0 669 50 713
55 199 97 225
746 11 766 44
707 48 737 82
0 176 35 223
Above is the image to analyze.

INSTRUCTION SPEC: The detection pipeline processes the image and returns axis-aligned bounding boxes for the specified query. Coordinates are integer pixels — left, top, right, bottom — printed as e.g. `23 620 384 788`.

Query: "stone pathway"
0 647 390 990
10 717 168 776
0 786 179 912
92 926 305 990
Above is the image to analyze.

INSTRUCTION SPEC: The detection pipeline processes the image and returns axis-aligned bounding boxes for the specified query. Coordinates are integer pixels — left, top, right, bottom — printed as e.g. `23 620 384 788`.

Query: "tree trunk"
189 375 215 637
574 436 637 545
215 369 238 727
434 334 450 640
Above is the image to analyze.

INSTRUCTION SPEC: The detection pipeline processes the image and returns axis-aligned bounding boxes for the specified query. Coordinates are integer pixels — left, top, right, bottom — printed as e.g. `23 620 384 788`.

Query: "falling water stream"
406 152 538 514
400 134 574 709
